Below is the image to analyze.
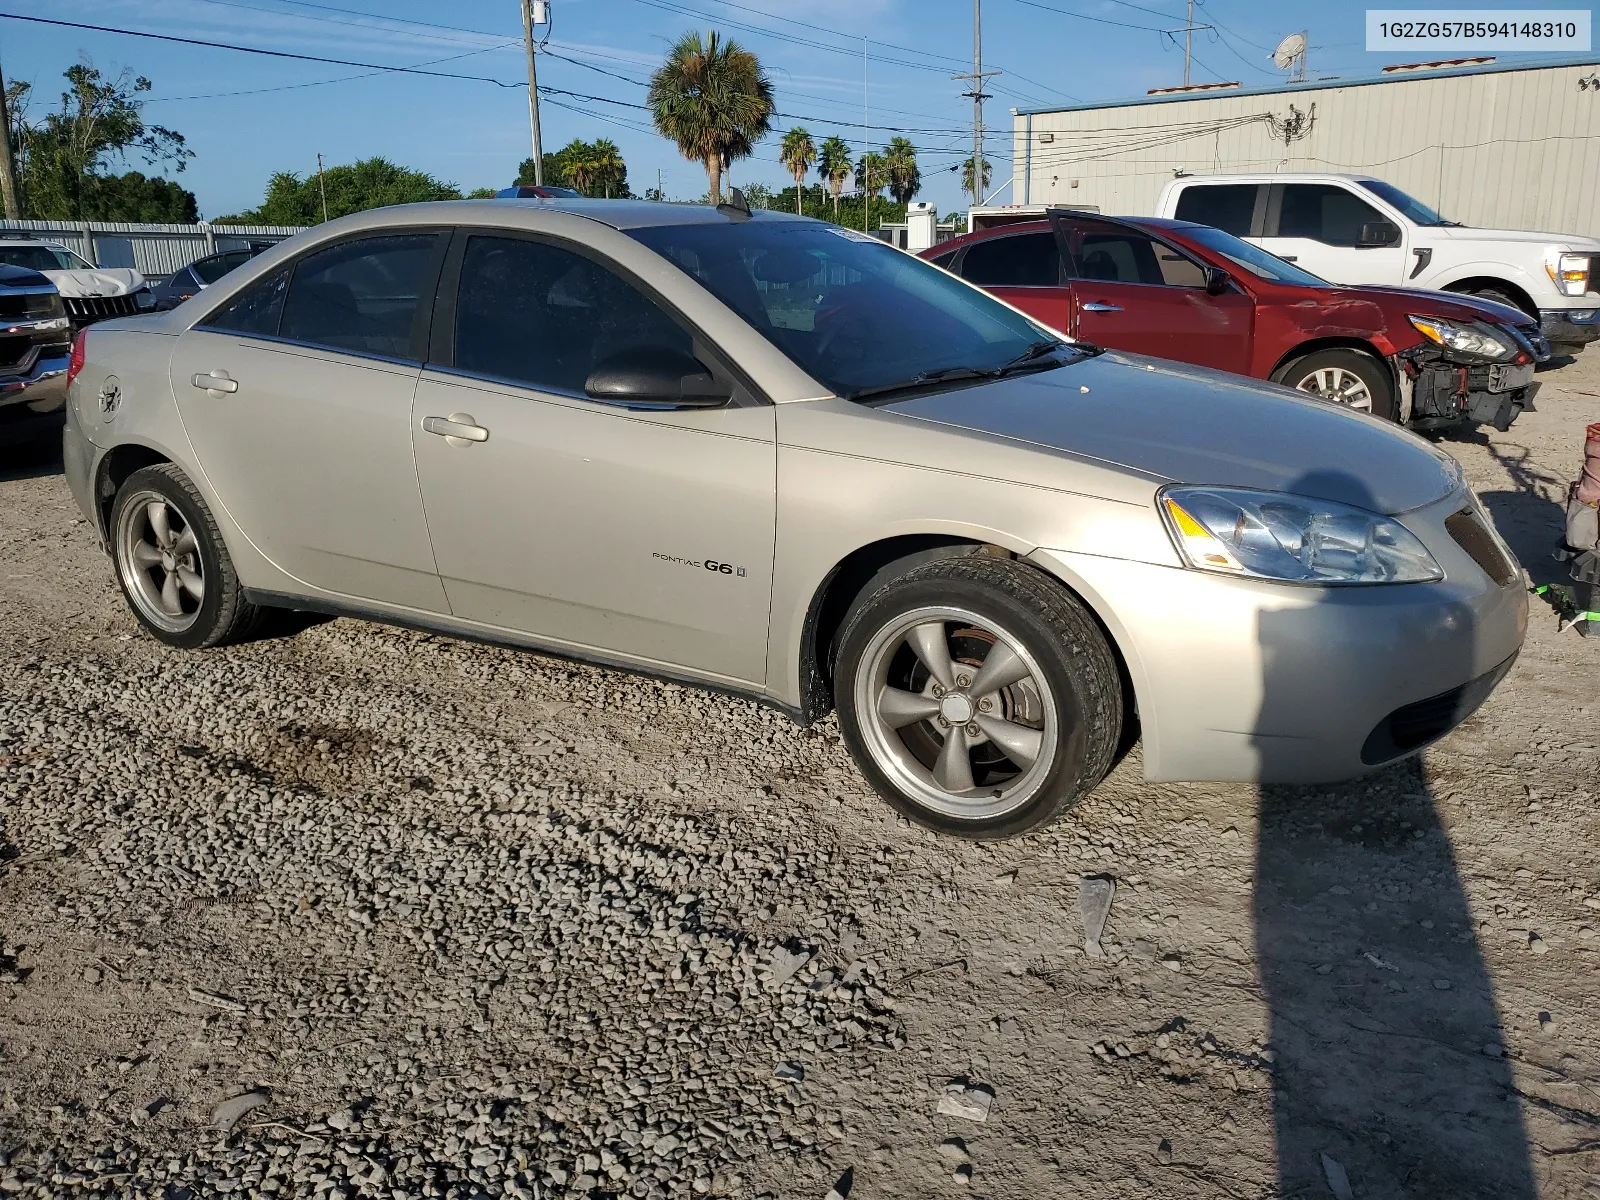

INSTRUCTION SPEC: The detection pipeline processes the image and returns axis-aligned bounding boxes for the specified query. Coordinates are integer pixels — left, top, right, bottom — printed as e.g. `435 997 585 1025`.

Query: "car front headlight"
1407 314 1516 361
1545 249 1591 297
1160 486 1443 585
134 288 157 310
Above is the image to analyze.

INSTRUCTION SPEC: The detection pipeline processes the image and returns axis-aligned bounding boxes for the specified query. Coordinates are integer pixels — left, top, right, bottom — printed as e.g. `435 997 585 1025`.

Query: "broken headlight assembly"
1160 486 1443 585
1407 314 1517 362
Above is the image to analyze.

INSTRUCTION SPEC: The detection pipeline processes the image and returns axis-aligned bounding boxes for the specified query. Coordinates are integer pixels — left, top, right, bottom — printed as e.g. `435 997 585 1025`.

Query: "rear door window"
201 269 290 336
192 251 252 284
1173 184 1261 236
278 233 443 359
1064 220 1207 288
959 232 1061 287
1275 184 1385 246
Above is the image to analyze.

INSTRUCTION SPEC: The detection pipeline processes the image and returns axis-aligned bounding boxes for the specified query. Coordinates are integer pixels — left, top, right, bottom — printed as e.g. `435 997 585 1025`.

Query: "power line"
998 0 1166 33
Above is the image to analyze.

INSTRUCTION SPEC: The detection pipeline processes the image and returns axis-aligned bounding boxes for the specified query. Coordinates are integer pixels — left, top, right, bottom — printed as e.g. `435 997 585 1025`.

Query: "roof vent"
1381 56 1496 73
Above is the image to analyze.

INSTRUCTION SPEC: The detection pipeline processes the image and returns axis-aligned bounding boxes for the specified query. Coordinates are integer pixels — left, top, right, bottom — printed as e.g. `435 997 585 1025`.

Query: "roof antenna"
717 186 752 221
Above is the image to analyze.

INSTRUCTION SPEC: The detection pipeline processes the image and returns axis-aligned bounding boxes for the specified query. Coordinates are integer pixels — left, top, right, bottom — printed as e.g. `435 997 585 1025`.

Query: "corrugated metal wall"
0 220 308 280
1014 62 1600 235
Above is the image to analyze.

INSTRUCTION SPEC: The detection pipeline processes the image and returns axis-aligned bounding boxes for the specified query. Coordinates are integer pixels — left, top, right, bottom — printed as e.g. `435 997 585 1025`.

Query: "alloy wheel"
853 605 1058 821
116 490 205 634
1295 365 1373 411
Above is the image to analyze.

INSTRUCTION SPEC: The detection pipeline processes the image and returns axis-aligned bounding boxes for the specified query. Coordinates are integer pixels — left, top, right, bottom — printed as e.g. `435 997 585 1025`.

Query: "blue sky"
0 0 1583 219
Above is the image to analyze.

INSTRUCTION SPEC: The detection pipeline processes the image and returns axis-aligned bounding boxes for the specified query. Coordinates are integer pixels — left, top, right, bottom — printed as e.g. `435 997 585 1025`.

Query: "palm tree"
778 127 815 215
648 30 774 206
884 137 920 205
961 155 992 205
561 142 599 196
818 135 852 219
590 138 625 197
854 151 887 198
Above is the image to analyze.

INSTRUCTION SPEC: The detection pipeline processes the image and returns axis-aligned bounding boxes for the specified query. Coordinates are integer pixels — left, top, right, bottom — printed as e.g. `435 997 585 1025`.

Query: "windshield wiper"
848 340 1083 403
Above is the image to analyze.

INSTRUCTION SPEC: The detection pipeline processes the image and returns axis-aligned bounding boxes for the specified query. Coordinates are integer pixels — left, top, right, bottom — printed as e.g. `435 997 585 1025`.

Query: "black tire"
1278 348 1397 421
834 555 1122 839
110 463 263 649
1464 285 1536 321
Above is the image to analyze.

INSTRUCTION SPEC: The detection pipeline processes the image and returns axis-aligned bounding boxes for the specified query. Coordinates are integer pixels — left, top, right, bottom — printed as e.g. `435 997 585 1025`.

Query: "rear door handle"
190 370 238 395
422 413 490 445
1081 302 1123 313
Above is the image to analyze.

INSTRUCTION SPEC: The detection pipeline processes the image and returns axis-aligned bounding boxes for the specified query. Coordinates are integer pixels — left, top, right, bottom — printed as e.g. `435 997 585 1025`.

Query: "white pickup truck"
1154 173 1600 356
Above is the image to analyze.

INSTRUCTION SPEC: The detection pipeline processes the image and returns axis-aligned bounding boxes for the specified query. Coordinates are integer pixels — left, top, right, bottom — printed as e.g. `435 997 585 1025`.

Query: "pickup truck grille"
64 294 140 323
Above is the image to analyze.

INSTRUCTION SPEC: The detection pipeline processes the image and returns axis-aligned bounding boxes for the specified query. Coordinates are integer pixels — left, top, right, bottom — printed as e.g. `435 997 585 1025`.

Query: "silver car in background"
62 200 1527 838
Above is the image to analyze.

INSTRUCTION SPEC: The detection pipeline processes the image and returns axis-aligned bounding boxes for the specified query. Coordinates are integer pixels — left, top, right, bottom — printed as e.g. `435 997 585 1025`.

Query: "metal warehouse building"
1011 54 1600 235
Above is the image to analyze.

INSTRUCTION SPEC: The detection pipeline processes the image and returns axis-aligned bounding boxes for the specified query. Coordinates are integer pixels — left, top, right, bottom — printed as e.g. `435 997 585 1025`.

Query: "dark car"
150 248 269 311
0 264 72 448
925 211 1549 431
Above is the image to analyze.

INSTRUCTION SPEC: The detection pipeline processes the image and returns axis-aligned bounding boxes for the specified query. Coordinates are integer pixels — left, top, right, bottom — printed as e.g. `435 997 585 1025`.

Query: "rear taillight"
66 328 87 388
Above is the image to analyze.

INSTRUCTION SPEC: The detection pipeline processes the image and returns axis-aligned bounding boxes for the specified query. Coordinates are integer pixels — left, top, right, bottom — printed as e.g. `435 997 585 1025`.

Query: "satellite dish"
1271 32 1307 79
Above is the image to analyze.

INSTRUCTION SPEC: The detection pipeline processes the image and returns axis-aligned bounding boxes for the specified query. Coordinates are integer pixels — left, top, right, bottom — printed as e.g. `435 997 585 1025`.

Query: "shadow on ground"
0 428 64 483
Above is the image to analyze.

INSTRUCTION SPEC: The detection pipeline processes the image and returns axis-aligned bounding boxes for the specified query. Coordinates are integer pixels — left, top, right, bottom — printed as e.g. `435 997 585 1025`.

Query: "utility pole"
0 57 19 219
1163 0 1212 88
952 0 1001 209
521 0 545 185
863 37 870 234
316 153 329 223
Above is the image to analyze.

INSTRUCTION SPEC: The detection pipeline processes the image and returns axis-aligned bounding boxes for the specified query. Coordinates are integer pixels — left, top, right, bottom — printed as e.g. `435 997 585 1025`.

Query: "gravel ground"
1 357 1598 1200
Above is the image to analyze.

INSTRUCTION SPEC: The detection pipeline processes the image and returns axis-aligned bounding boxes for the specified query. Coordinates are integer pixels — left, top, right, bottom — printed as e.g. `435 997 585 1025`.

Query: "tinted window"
628 220 1067 400
1357 179 1449 226
959 232 1060 287
203 268 289 336
453 235 693 395
279 233 440 358
1173 184 1259 236
1180 225 1330 286
929 248 958 270
1066 223 1206 287
193 251 252 284
0 246 68 272
1277 185 1384 246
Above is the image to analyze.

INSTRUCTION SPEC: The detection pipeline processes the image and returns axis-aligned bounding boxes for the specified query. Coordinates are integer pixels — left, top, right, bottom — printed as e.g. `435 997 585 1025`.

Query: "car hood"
1427 225 1600 253
42 268 146 297
886 351 1461 515
1325 284 1534 327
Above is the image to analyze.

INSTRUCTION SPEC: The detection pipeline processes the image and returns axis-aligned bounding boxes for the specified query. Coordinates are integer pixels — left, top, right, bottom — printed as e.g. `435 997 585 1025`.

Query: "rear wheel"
111 463 262 648
834 555 1122 839
1280 349 1397 421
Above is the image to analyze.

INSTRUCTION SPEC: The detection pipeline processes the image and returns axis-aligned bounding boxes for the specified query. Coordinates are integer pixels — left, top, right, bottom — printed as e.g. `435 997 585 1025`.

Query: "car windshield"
627 218 1080 399
1357 179 1455 226
0 244 91 272
1178 225 1331 287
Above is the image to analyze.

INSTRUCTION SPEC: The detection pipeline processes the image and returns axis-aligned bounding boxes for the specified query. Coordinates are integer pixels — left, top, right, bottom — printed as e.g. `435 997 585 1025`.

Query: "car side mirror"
1356 220 1400 248
1203 266 1231 295
585 345 732 410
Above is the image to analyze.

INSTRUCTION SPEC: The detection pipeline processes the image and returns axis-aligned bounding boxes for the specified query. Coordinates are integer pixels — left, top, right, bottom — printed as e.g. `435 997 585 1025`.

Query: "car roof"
1169 173 1375 185
931 212 1208 253
0 236 64 249
339 198 823 232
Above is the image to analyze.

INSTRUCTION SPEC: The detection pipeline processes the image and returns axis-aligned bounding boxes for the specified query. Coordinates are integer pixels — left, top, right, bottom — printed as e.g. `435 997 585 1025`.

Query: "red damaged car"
923 211 1548 431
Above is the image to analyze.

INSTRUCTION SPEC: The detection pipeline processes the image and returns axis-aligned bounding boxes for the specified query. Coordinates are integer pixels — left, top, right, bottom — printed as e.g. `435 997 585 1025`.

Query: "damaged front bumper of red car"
1394 336 1545 433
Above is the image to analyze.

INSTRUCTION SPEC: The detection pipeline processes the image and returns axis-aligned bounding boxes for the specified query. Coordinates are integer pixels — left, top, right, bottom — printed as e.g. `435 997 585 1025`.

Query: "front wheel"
834 556 1123 839
1280 349 1397 421
110 463 262 649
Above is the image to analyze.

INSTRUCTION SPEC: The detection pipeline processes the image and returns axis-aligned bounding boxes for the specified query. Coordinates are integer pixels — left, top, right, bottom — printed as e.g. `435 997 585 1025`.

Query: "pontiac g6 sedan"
63 200 1527 838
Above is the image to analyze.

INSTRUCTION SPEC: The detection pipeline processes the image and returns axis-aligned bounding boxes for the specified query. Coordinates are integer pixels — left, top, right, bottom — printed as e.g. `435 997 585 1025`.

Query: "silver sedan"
62 199 1526 838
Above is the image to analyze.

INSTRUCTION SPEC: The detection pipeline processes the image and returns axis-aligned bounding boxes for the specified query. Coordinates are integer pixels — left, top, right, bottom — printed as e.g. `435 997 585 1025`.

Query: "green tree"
515 153 565 187
778 127 814 215
884 137 920 205
466 187 498 199
80 171 197 222
515 140 628 196
10 63 192 220
648 30 774 205
961 155 992 205
219 157 461 224
817 135 852 219
854 150 887 198
588 139 626 197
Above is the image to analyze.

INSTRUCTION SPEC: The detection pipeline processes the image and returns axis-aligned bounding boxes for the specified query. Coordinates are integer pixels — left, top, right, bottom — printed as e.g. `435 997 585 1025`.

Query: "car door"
411 230 776 687
168 230 450 611
952 230 1073 334
1255 183 1407 285
1058 216 1253 373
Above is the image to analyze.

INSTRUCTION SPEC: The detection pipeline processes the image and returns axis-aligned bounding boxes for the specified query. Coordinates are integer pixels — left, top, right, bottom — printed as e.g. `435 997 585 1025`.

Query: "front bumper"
0 350 70 419
1540 307 1600 349
1030 489 1527 784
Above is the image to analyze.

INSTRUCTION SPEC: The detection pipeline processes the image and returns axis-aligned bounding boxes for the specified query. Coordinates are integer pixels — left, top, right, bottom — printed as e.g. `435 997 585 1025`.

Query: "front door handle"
190 370 238 395
1081 302 1123 313
422 413 490 445
1278 255 1298 263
